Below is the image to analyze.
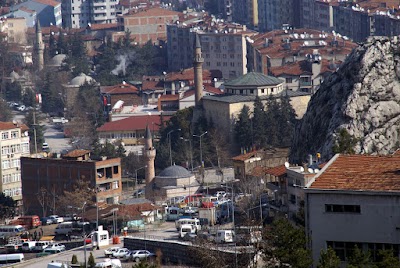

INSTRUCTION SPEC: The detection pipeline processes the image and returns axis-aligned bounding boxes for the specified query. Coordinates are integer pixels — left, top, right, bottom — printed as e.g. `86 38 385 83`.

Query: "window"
325 204 361 213
2 132 9 140
11 131 18 139
113 166 118 174
1 146 10 155
113 181 119 189
223 62 227 66
222 54 227 59
286 77 292 83
2 160 10 169
22 143 29 153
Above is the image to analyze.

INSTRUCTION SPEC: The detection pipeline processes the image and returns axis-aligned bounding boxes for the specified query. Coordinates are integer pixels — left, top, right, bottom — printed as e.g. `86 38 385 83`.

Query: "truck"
52 117 69 124
198 207 217 226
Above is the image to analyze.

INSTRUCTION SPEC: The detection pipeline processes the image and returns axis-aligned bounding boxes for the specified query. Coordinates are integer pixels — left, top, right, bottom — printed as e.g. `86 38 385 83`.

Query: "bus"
184 194 203 206
166 207 181 221
0 253 24 264
0 225 26 238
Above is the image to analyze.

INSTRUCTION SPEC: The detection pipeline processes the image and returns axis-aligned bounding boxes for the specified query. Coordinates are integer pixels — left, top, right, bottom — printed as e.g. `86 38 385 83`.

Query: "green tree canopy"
0 98 12 122
0 192 16 221
332 128 358 154
347 245 375 268
317 247 340 268
234 105 252 151
252 96 265 148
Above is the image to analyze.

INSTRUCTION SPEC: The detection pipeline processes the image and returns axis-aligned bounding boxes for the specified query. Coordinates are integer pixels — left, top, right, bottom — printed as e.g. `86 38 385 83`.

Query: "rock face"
290 37 400 163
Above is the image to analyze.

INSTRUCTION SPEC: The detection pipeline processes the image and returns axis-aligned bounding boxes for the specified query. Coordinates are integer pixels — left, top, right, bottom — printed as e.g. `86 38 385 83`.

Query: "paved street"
42 121 72 154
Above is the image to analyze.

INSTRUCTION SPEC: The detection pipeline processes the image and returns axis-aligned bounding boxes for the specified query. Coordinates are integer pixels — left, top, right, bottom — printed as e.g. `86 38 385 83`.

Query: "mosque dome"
69 73 96 86
48 54 66 67
158 165 191 179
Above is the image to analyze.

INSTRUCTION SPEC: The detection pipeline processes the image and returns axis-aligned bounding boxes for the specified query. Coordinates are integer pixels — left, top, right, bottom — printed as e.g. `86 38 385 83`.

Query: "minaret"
34 19 44 71
144 125 156 200
193 33 204 106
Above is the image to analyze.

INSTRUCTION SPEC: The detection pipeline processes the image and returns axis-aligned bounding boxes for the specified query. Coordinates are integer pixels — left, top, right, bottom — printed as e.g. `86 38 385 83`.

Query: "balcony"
91 1 106 7
299 80 312 87
93 8 106 14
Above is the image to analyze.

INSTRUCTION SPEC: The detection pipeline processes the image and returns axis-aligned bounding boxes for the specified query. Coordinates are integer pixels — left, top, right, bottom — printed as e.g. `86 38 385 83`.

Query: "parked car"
125 250 155 262
34 241 51 252
22 241 37 252
104 247 120 257
17 105 26 112
48 215 63 224
42 143 50 152
40 217 52 226
112 248 130 258
46 243 66 252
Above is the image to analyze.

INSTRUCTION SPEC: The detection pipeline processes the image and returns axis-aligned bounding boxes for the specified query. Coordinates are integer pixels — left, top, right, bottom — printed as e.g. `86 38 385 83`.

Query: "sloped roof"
0 122 28 131
309 154 400 192
159 94 179 101
158 165 191 179
165 67 212 82
232 151 258 161
269 60 313 77
33 0 60 7
225 72 283 87
63 149 90 158
96 115 170 132
265 165 287 177
89 23 118 31
100 83 139 94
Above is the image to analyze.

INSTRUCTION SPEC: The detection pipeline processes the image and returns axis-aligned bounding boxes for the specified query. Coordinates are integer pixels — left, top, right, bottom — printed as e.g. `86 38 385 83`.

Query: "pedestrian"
40 227 43 237
65 233 69 242
33 230 37 241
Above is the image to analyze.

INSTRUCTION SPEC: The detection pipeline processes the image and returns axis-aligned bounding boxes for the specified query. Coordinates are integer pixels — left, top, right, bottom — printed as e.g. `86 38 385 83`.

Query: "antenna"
307 168 314 173
284 162 290 168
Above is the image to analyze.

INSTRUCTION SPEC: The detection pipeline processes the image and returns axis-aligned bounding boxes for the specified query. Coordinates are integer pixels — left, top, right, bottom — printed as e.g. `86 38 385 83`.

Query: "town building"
11 0 61 27
0 7 37 28
21 150 122 216
0 17 28 44
114 7 181 45
305 154 400 265
246 28 357 92
100 81 141 108
166 16 256 79
62 73 97 115
257 0 300 32
0 122 30 213
62 0 117 29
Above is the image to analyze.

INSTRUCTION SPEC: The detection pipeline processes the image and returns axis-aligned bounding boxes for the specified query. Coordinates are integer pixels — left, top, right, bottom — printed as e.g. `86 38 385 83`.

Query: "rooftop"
33 0 60 7
265 165 287 177
0 122 28 131
225 72 283 87
100 82 139 94
308 154 400 192
97 114 170 132
63 149 90 158
125 6 182 17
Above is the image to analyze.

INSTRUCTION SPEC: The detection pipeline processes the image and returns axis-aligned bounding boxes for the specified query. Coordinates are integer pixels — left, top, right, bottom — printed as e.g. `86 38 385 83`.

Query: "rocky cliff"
290 37 400 163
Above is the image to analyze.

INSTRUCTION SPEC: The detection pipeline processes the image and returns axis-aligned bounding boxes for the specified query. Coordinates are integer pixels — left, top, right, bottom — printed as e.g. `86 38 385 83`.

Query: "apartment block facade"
167 18 255 79
0 122 30 211
21 150 122 216
12 0 61 27
258 0 298 32
62 0 118 29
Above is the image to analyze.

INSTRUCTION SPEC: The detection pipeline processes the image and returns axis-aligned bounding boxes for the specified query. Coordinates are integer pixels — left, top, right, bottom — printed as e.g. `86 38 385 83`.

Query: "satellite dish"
284 162 290 168
24 131 29 137
314 169 320 173
300 167 305 172
12 120 17 125
308 168 314 174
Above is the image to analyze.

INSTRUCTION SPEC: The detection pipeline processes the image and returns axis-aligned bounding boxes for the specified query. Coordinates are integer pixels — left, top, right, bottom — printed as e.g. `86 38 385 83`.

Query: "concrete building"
114 7 181 45
305 154 400 265
0 17 27 44
62 0 117 28
0 122 30 213
2 7 37 28
12 0 61 27
100 82 141 108
21 150 122 216
167 16 255 79
258 0 298 32
62 73 97 114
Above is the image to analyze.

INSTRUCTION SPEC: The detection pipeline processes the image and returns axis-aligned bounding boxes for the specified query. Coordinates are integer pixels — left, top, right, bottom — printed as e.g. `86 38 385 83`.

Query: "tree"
263 218 312 268
278 94 297 147
376 249 400 268
48 32 57 58
0 192 16 221
57 180 95 216
234 105 252 151
88 252 96 268
332 128 358 154
347 245 375 268
24 110 45 152
252 96 265 148
264 95 280 147
57 30 68 55
4 81 22 101
0 98 12 122
317 247 340 268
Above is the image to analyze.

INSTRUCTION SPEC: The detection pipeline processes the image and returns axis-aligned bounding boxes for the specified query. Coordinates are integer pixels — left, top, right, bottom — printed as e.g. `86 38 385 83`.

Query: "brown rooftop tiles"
265 165 287 177
309 154 400 192
232 151 258 161
63 149 91 158
0 122 28 131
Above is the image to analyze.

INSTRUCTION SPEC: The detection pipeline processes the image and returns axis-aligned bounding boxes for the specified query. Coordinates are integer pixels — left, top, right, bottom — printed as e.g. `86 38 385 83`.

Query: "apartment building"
62 0 117 29
246 28 357 91
305 154 400 266
114 7 181 45
258 0 299 32
0 122 30 212
0 17 27 44
21 150 122 216
12 0 61 27
167 17 255 79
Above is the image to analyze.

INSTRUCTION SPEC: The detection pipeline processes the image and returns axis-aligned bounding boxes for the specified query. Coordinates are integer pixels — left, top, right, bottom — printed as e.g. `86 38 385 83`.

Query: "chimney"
308 154 313 166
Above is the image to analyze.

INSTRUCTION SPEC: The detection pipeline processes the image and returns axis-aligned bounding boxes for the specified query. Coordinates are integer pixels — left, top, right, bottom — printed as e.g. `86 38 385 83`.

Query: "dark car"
40 217 52 225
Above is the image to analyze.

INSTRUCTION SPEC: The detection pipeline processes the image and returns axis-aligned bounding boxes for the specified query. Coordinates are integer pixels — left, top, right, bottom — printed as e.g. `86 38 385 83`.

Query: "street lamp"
223 183 237 268
134 165 147 197
193 131 207 167
167 129 181 166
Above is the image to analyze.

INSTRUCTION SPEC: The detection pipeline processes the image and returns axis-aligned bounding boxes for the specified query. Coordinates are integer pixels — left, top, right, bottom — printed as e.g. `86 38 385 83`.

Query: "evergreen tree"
347 245 375 268
0 98 12 121
22 89 36 107
264 95 280 147
278 94 297 147
56 30 67 55
0 192 16 221
234 105 252 151
332 128 358 154
71 254 78 264
41 72 63 114
376 249 400 268
317 247 340 268
64 33 90 76
24 110 45 151
48 32 57 58
252 96 265 149
88 252 96 268
5 81 22 101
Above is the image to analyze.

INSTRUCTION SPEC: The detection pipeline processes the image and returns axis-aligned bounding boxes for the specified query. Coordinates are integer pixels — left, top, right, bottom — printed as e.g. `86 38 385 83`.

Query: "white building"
0 122 30 212
305 154 400 265
62 0 117 29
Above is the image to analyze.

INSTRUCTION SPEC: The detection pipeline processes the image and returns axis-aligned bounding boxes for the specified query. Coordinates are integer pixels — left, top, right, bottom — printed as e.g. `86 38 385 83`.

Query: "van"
34 241 50 252
22 241 36 252
179 224 196 238
215 230 235 243
54 222 73 235
13 215 41 230
0 253 24 264
0 225 26 238
175 218 201 232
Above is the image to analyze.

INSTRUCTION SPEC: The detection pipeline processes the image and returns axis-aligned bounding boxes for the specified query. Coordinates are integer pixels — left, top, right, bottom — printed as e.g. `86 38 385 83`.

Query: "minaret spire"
193 33 204 106
34 19 44 71
144 124 156 200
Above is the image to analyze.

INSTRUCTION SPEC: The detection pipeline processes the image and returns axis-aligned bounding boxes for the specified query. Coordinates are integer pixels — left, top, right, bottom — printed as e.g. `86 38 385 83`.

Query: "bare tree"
57 180 95 216
36 187 48 217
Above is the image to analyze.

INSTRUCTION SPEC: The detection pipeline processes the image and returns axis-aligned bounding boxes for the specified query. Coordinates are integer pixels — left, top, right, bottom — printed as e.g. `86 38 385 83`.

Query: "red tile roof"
158 94 179 101
309 154 400 192
269 60 312 77
18 6 36 14
97 114 170 132
165 68 212 83
33 0 60 7
232 151 258 161
265 165 287 177
0 122 28 131
249 166 267 177
100 83 139 94
142 78 164 91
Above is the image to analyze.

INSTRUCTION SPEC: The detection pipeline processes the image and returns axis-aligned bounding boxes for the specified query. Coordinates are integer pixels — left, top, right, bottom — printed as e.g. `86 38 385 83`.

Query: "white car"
48 215 63 224
112 248 130 258
104 247 121 257
17 105 25 111
125 250 156 262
